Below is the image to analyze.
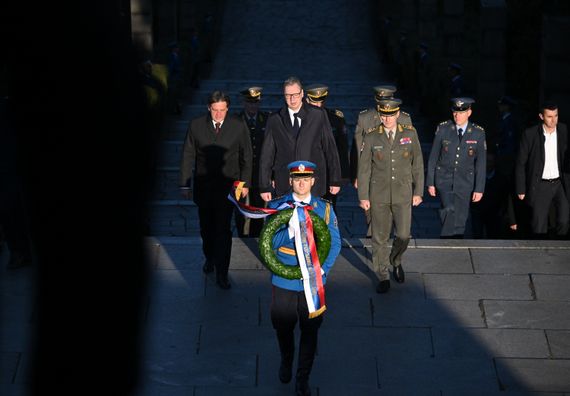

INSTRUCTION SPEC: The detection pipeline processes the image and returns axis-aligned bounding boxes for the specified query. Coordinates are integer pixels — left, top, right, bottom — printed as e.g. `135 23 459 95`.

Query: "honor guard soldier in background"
427 97 487 238
235 86 270 237
357 98 424 293
350 85 413 237
304 83 350 210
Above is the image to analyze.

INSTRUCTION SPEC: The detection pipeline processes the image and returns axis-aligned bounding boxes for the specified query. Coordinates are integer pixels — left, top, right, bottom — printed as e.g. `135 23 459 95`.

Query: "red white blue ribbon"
227 181 326 318
291 204 326 318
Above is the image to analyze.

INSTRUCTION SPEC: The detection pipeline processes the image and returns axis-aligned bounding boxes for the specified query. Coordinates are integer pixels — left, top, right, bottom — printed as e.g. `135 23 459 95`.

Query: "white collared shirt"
456 121 468 136
212 120 224 128
288 193 312 238
288 107 302 128
542 126 559 179
292 193 311 205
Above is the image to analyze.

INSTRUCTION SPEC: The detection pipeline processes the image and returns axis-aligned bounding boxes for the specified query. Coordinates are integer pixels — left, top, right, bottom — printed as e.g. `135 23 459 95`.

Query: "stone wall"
372 0 570 135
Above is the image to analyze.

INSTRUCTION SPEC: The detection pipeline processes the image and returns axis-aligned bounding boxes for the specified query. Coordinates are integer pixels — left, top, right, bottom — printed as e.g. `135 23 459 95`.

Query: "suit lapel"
538 125 545 166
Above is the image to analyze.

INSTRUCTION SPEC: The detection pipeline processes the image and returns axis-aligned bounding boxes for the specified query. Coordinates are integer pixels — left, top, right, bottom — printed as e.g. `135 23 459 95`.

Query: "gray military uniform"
357 123 424 280
426 120 487 236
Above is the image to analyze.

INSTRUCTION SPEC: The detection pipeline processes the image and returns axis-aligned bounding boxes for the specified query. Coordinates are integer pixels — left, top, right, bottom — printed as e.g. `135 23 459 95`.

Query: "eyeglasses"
284 92 302 100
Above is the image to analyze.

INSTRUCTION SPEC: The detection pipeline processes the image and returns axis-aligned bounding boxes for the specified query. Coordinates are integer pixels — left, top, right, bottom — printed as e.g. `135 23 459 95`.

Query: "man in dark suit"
259 76 342 202
515 102 569 238
234 86 270 237
304 83 350 211
179 91 253 289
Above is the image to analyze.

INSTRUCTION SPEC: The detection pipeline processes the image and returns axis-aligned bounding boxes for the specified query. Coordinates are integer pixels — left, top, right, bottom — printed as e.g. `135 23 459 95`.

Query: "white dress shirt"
542 126 559 180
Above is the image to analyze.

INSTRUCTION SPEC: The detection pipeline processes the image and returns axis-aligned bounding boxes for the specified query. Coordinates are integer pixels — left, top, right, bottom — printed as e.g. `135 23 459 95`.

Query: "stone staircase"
148 77 442 239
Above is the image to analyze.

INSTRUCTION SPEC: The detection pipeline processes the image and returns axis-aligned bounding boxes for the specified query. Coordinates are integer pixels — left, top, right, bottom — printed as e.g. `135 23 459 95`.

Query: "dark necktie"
292 113 300 134
458 127 463 141
215 122 221 134
388 130 394 145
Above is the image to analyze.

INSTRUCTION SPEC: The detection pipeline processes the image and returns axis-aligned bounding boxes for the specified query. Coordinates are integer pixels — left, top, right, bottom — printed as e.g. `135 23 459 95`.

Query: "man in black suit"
259 76 342 202
179 91 253 289
515 102 569 238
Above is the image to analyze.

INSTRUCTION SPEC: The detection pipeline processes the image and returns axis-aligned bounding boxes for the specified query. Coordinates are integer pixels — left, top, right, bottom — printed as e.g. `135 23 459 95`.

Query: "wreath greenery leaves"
258 208 331 280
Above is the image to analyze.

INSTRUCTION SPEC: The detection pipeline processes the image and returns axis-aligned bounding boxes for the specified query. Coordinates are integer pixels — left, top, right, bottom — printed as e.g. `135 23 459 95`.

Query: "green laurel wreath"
258 208 331 280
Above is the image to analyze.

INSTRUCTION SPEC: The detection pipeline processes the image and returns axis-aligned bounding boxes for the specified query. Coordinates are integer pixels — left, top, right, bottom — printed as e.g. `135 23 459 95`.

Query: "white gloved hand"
287 220 295 239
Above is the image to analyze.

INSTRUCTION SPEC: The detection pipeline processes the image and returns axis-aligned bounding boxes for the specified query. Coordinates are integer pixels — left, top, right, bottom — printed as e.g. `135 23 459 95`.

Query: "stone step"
145 201 442 238
178 104 424 127
196 79 390 93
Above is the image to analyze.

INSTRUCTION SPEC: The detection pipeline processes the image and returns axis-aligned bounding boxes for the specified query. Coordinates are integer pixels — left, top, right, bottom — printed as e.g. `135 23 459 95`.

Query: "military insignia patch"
468 148 475 156
335 109 344 118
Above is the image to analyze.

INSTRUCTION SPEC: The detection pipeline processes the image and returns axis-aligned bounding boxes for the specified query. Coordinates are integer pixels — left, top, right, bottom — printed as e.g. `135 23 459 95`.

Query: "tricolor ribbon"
228 181 327 318
291 203 326 318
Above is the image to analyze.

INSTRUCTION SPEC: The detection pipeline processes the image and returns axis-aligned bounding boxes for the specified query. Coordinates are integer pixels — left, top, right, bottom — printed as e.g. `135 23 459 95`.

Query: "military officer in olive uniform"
235 86 270 237
358 98 424 294
304 83 350 211
350 85 413 237
427 97 487 238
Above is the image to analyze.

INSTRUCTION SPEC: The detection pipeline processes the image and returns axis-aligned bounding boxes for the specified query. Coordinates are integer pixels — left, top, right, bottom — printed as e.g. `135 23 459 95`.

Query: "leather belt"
541 177 560 183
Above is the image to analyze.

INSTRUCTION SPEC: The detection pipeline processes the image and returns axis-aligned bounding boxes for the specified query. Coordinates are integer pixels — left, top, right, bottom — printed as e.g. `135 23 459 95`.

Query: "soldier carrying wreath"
228 160 341 396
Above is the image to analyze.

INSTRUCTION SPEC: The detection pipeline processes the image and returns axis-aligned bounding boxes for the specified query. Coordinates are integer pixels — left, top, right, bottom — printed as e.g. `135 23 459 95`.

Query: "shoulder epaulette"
401 111 410 117
472 123 485 131
439 120 452 126
359 108 371 114
269 195 286 203
400 123 415 130
366 125 380 134
335 109 344 118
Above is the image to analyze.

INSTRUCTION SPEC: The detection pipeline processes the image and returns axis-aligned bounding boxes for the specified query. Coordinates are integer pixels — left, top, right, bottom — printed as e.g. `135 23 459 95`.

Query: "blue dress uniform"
427 116 487 237
267 160 341 394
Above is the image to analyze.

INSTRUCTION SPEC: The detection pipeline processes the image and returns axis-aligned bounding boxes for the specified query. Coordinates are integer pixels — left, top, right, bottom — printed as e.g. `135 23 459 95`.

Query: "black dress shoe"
295 379 311 396
216 277 231 290
278 362 292 383
376 280 390 294
202 261 214 274
393 265 405 283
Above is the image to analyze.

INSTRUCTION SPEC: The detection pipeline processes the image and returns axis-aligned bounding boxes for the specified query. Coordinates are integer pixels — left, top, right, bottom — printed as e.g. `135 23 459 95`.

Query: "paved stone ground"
2 0 570 395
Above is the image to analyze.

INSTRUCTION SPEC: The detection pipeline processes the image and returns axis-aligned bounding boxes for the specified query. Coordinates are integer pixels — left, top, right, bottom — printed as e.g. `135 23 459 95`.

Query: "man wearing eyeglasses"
259 76 342 203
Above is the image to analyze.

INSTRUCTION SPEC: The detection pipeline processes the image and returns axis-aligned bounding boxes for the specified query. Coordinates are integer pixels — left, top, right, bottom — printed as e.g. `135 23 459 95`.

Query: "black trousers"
270 286 323 381
198 200 234 280
530 179 569 236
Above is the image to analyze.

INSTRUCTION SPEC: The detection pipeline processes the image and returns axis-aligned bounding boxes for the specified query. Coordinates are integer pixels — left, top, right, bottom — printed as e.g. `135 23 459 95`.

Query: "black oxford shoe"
393 265 405 283
202 261 214 274
279 362 292 383
376 280 391 294
295 379 311 396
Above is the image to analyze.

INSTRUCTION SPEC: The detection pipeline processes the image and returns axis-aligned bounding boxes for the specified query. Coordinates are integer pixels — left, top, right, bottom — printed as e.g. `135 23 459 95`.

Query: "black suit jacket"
179 114 253 207
515 122 568 205
259 103 341 197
